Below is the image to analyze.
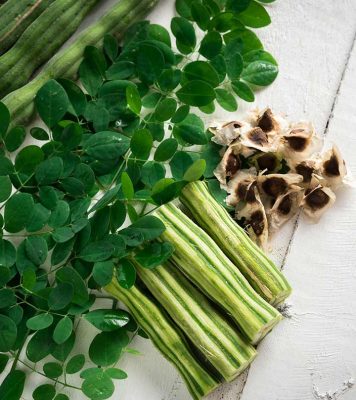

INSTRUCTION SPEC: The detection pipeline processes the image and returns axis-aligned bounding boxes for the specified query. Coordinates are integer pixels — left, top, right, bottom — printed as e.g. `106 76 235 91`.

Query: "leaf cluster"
0 0 278 398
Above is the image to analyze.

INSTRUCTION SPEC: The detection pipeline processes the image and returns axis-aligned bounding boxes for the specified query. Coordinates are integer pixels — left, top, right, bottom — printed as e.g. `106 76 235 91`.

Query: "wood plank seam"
324 30 356 137
237 24 356 400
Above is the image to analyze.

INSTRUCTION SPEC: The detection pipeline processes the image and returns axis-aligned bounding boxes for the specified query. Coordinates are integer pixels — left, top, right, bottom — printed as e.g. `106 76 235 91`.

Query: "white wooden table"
20 0 356 399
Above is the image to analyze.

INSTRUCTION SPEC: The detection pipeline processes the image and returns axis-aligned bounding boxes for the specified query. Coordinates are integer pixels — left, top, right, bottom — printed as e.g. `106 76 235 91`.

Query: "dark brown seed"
249 210 265 236
248 127 268 146
257 109 274 132
296 162 314 183
257 153 277 172
261 177 288 197
284 135 308 151
323 154 340 176
305 188 330 210
237 181 256 203
278 195 292 215
226 153 241 176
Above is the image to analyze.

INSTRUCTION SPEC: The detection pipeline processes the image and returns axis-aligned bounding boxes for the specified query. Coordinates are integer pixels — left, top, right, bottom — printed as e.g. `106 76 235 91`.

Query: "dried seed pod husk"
250 152 282 173
319 145 347 189
301 185 336 221
214 143 243 188
248 108 289 136
236 187 269 249
257 173 304 199
281 122 323 163
210 120 247 146
292 159 317 187
226 168 258 206
240 125 278 153
268 185 304 232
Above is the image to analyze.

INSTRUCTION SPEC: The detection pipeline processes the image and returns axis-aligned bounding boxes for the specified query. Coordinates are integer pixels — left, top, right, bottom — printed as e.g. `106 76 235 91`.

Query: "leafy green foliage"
84 309 130 331
0 315 17 351
135 242 175 269
0 102 10 137
0 370 26 400
0 1 278 399
81 369 115 400
53 317 73 345
43 362 63 379
66 354 85 374
89 330 129 366
35 80 69 127
33 384 56 400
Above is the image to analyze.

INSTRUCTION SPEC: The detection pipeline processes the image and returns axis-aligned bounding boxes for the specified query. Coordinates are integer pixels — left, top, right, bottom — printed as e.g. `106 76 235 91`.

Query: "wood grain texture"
241 36 356 400
11 0 356 399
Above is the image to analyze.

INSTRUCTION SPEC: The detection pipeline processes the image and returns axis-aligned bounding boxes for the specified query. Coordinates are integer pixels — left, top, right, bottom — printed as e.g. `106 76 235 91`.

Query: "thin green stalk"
16 358 82 391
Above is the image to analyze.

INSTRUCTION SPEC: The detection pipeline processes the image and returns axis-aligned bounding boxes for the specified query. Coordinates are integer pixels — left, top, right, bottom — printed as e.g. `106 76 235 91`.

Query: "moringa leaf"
231 80 255 102
116 259 136 289
85 309 130 331
66 354 85 374
0 102 10 137
35 80 69 127
241 60 278 85
0 315 17 352
0 370 26 400
53 316 73 345
215 88 238 111
199 31 223 59
0 176 12 202
4 193 34 233
177 80 215 106
237 1 271 28
135 242 174 269
4 126 26 152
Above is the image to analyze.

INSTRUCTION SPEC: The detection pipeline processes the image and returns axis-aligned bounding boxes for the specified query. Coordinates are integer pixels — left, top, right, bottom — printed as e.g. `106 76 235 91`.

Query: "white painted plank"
241 33 356 400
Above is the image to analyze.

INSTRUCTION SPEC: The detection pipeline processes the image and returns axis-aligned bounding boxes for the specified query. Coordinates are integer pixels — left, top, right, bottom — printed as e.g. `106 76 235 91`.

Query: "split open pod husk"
210 109 348 247
319 145 348 189
236 186 269 249
214 142 244 188
248 108 289 136
210 120 247 146
226 168 258 207
268 185 304 232
301 185 336 221
239 125 279 154
281 122 323 164
291 159 317 187
257 173 304 201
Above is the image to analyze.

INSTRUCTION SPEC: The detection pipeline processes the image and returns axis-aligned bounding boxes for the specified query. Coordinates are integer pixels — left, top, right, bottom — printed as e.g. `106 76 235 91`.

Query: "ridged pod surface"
2 0 160 126
154 203 282 344
105 279 219 400
180 181 292 305
0 0 56 55
0 0 101 97
136 260 257 381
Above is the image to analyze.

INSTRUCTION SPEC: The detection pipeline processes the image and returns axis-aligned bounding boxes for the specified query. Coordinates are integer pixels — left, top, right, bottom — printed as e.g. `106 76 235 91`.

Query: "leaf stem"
10 344 24 372
16 358 82 391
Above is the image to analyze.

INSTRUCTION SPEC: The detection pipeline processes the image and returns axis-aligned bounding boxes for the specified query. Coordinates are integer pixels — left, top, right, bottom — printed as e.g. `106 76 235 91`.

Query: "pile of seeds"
211 108 348 248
